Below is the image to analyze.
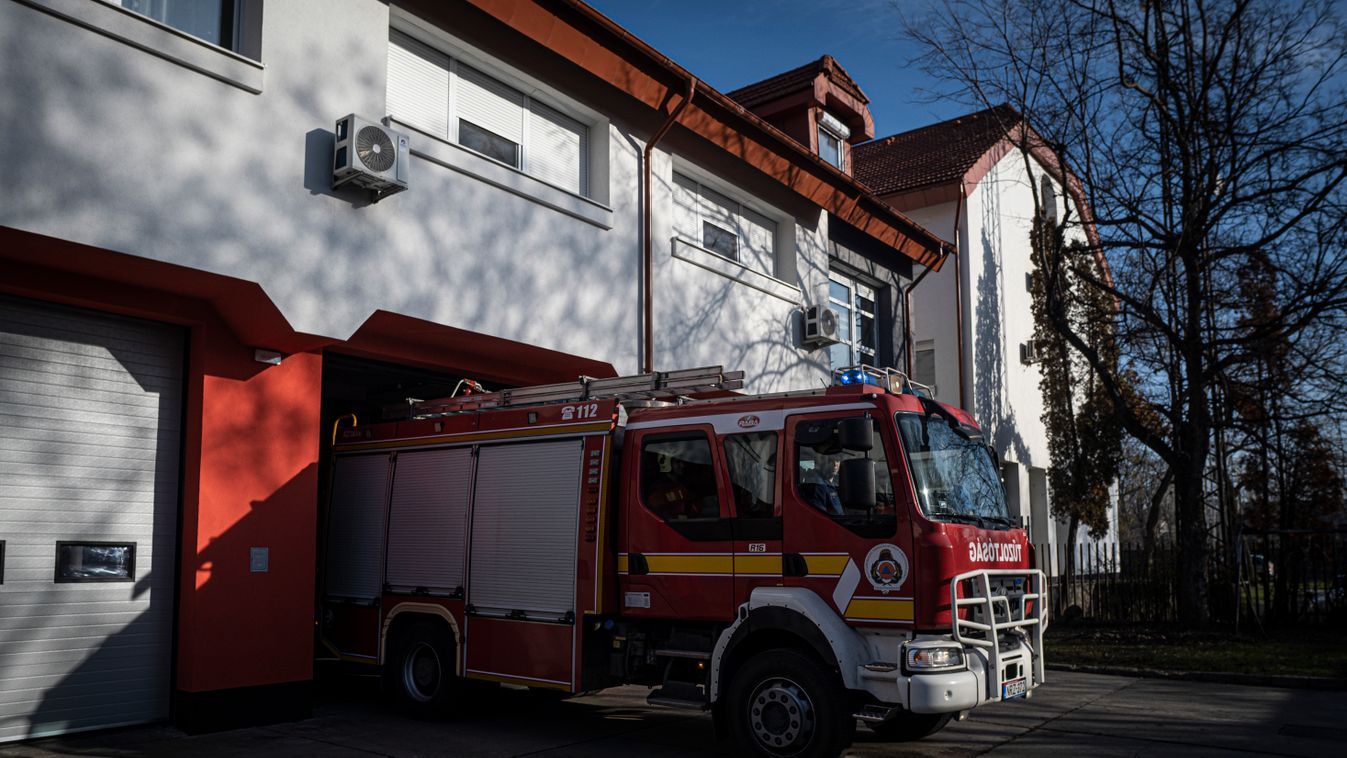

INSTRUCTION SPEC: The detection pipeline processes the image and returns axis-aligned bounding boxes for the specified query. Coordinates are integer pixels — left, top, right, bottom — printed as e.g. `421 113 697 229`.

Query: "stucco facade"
887 139 1120 568
0 0 940 737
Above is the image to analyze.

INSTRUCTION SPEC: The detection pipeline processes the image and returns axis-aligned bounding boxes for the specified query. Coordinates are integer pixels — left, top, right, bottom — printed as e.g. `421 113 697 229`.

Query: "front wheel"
384 620 458 717
727 648 855 757
868 711 952 741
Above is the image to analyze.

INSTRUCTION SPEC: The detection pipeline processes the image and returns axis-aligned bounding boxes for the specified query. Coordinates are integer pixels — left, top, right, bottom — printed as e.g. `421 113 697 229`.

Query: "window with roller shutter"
386 29 590 198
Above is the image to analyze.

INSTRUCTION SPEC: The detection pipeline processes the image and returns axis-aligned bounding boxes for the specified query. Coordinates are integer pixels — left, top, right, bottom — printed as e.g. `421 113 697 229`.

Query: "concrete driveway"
7 671 1344 757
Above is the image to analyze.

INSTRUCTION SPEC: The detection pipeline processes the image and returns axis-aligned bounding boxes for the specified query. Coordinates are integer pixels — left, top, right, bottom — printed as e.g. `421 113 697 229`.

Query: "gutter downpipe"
642 76 698 374
954 183 967 410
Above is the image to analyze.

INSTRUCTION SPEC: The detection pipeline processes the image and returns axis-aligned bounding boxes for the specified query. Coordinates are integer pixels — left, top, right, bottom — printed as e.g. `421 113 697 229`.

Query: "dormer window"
817 111 851 169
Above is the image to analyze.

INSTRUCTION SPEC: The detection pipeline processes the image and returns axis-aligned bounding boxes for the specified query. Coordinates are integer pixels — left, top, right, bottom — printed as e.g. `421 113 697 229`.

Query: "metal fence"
1034 530 1347 627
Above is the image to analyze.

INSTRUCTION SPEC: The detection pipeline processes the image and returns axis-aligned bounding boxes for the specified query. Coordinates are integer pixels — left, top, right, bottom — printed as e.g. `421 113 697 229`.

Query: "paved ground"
6 671 1346 757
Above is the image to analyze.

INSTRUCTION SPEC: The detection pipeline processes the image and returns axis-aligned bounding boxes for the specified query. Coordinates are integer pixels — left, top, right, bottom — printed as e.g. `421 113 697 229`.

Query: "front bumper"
853 569 1048 716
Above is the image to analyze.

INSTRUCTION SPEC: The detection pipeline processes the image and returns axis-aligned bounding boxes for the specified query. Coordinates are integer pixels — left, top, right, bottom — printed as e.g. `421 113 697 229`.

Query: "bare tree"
907 0 1347 624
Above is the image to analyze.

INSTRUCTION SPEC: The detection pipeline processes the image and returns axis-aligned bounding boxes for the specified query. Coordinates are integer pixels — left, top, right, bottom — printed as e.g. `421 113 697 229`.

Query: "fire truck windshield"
895 412 1012 528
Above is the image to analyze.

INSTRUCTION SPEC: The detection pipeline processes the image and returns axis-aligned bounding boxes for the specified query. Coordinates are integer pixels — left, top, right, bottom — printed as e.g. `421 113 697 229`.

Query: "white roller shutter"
324 454 391 602
387 30 451 140
468 440 582 617
455 64 525 148
0 295 182 742
385 447 472 593
527 100 587 195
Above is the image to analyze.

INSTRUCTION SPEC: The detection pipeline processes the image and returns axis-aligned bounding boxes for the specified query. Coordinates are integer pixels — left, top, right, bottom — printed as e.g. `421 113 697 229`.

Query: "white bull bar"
950 569 1048 701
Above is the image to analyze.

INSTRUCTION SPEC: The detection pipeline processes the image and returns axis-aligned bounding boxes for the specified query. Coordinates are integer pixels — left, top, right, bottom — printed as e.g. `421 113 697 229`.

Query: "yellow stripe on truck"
645 554 734 574
732 554 783 575
803 554 850 576
616 553 784 575
843 598 915 622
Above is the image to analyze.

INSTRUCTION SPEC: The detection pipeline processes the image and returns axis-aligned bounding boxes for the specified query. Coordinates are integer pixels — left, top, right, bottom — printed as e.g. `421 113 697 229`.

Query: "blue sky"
585 0 969 140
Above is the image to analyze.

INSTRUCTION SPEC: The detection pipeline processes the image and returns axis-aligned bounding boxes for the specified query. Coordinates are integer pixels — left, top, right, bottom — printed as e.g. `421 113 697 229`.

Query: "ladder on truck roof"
412 366 745 416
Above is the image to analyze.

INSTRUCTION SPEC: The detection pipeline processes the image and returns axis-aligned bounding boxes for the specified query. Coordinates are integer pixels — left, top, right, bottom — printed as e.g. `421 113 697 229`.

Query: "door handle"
782 553 808 577
629 553 650 575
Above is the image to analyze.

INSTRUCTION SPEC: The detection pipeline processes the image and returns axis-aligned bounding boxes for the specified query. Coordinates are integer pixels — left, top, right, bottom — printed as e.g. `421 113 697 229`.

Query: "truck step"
653 648 711 660
648 683 710 710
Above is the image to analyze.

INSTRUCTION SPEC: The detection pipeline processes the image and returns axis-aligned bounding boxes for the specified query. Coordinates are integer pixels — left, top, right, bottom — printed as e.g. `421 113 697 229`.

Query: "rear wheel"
868 711 952 741
384 620 458 717
727 648 855 757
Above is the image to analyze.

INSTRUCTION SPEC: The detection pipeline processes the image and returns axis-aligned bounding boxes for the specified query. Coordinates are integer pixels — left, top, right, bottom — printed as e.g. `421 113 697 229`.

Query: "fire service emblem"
864 543 909 592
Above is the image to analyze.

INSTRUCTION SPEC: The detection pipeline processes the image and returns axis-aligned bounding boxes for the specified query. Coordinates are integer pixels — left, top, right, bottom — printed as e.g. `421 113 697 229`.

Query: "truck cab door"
720 430 785 607
620 426 735 621
781 412 915 627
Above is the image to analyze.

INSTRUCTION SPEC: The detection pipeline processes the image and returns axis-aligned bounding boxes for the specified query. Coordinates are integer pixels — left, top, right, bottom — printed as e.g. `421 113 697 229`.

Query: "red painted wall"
176 338 322 692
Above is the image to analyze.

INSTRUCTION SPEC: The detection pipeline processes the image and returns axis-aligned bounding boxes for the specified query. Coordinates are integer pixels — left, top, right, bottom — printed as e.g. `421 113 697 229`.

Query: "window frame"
386 20 600 201
54 541 137 583
671 168 789 279
827 268 880 369
788 413 898 539
22 0 264 92
914 339 937 393
721 431 782 520
816 110 850 169
636 430 730 529
817 126 844 168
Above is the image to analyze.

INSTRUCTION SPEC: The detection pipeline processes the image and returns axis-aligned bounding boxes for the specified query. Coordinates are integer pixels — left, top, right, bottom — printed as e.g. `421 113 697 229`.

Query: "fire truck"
319 365 1046 757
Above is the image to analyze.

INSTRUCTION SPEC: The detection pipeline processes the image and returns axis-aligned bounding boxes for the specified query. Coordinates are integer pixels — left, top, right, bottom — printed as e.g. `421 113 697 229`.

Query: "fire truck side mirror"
838 417 873 452
839 458 876 511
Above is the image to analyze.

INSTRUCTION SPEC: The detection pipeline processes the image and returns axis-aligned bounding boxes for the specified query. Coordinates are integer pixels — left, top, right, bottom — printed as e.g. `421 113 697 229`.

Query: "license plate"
1002 677 1027 700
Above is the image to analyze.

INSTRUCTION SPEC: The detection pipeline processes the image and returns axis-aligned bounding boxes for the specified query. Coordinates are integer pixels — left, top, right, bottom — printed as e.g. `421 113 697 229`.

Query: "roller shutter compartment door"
324 454 393 602
468 440 583 618
385 447 472 594
0 295 183 742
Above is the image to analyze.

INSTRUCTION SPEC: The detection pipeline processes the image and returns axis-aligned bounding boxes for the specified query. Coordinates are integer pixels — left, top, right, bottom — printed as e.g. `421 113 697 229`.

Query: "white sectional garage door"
0 296 183 742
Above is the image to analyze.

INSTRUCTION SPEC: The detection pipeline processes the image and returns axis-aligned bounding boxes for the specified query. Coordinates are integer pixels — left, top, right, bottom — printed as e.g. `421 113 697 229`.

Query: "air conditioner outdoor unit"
332 114 409 201
802 305 841 348
1020 339 1045 364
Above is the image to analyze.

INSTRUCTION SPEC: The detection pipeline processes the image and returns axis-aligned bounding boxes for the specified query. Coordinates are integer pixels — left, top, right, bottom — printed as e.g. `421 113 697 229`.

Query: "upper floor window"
673 172 779 275
817 111 850 170
818 129 843 168
828 270 879 369
116 0 241 49
1040 175 1058 222
387 29 590 197
914 340 936 391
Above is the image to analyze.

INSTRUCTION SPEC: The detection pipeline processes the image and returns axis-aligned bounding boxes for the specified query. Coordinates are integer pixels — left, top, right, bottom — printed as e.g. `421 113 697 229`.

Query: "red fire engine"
319 365 1046 757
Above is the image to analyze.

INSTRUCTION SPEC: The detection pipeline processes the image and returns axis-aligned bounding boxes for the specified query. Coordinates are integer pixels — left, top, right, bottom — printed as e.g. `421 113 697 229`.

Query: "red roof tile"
853 104 1021 196
727 55 869 109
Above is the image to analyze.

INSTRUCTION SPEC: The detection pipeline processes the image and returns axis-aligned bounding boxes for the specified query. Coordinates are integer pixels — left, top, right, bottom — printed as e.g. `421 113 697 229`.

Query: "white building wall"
903 152 1119 565
0 0 838 392
901 201 962 405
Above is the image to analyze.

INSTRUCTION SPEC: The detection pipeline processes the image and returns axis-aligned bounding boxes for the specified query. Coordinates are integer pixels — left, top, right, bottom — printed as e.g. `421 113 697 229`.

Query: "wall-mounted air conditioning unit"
802 305 841 348
332 114 409 201
1020 339 1046 364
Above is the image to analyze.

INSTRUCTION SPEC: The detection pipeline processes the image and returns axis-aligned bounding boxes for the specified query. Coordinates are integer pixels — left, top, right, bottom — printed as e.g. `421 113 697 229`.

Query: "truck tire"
868 711 952 741
384 620 458 717
727 648 855 757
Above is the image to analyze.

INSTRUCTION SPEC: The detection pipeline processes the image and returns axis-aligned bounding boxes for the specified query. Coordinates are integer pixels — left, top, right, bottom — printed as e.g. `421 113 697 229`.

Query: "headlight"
904 645 966 672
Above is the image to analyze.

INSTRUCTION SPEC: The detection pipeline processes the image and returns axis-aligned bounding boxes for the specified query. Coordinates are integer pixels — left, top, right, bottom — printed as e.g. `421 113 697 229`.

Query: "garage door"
0 295 183 742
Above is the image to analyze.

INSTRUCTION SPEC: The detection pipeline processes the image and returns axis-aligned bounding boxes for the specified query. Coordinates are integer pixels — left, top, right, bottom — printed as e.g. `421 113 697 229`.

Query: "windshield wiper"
932 512 987 527
981 515 1015 529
